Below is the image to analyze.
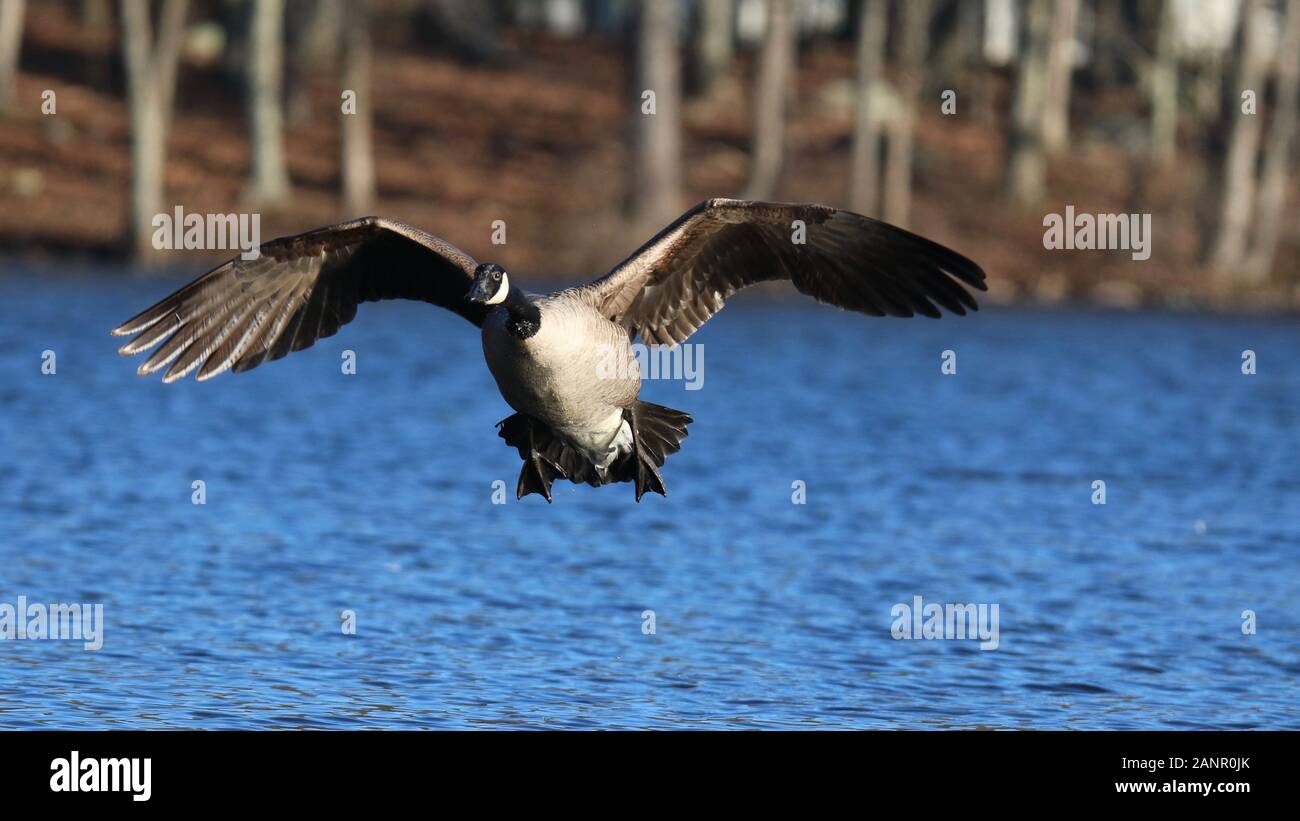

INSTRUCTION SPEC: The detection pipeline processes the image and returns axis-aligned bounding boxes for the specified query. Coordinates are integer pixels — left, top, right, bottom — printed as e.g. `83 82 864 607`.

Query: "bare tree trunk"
961 0 994 126
1243 0 1300 282
1208 0 1267 273
80 0 113 90
691 0 734 97
287 0 342 125
935 0 970 72
1196 52 1223 124
983 0 1017 65
1005 0 1051 208
121 0 189 263
248 0 291 207
341 0 375 215
742 0 795 201
0 0 26 113
631 0 682 230
1040 0 1077 154
155 0 187 138
1091 0 1121 87
122 0 162 262
849 0 887 216
883 0 929 227
1149 0 1179 166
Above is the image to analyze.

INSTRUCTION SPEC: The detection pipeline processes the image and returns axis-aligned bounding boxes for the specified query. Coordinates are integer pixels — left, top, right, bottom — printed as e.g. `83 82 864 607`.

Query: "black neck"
502 288 541 340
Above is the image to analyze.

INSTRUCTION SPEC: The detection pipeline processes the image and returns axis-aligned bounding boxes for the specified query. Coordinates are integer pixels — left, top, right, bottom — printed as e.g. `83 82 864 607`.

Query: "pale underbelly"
482 313 639 468
498 376 634 469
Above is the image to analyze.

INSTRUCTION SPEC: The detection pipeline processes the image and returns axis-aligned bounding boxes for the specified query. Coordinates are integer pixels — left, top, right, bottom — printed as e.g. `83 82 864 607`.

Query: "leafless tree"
1207 0 1267 273
120 0 189 262
1194 54 1225 126
1090 0 1122 87
287 0 343 125
630 0 682 231
742 0 795 201
248 0 292 207
849 0 887 216
0 0 27 114
958 0 994 126
79 0 114 90
155 0 188 138
341 0 375 215
1041 0 1078 154
1149 0 1180 166
691 0 734 97
883 0 929 227
1005 0 1051 208
1243 0 1300 281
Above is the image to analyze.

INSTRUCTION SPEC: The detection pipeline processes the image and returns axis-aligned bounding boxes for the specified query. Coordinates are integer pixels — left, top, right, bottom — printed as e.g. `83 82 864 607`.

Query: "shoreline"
0 9 1296 314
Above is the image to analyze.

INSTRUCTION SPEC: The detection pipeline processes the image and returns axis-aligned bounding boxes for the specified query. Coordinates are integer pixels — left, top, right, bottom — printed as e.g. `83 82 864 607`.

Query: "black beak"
465 279 491 305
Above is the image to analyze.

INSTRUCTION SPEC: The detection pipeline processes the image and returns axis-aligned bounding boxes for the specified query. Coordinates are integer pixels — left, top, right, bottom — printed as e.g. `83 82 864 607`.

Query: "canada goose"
112 198 986 502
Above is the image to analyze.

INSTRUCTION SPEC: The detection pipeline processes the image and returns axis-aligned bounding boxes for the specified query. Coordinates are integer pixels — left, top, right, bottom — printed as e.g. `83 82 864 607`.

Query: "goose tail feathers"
496 402 691 502
619 401 691 501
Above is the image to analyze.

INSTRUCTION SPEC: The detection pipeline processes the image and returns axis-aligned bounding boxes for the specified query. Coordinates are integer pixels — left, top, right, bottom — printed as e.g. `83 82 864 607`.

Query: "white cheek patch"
485 272 509 305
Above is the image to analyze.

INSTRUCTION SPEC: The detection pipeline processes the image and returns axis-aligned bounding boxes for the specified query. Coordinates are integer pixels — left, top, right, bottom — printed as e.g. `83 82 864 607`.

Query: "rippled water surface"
1 267 1298 729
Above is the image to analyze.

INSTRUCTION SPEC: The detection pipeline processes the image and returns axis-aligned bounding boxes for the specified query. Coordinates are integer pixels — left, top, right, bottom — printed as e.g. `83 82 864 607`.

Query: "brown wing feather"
580 199 987 345
111 217 484 382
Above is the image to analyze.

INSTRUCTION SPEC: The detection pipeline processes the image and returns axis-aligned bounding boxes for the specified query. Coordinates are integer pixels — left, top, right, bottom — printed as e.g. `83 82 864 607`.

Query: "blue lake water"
1 266 1297 729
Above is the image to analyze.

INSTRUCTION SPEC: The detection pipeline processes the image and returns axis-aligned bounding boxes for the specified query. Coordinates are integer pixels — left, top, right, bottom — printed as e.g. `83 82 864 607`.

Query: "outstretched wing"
112 217 484 382
579 199 987 345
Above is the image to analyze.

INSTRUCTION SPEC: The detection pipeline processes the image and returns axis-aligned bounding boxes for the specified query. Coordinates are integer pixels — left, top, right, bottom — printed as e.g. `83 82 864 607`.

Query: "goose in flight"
112 198 986 502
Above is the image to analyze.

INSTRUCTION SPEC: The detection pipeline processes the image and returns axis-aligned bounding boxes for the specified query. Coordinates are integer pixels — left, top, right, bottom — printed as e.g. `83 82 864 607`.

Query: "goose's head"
466 263 510 306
